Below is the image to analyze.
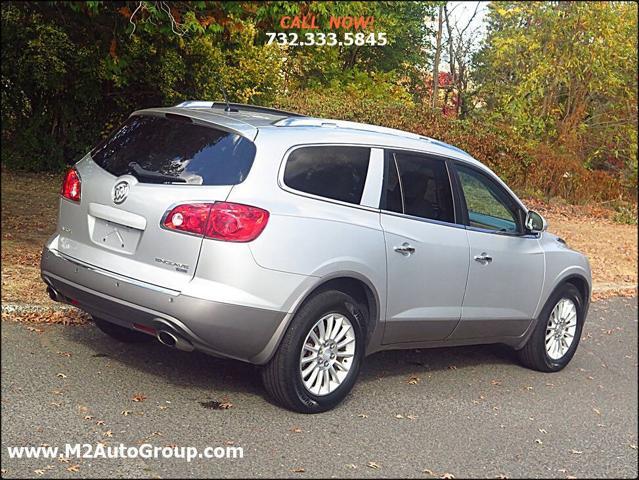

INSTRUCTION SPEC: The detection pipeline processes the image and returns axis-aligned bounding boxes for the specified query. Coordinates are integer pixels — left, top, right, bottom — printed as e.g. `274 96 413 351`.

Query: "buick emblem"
113 181 130 205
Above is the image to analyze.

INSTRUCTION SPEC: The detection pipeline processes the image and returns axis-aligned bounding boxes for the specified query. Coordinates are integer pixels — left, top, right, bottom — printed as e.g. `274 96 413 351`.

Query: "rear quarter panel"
226 130 387 319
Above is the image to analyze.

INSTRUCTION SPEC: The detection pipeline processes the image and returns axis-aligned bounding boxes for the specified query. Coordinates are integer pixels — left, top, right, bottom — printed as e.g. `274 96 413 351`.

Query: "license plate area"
90 218 142 254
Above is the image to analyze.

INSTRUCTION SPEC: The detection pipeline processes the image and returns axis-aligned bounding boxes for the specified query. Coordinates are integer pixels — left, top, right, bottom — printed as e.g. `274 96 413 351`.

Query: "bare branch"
128 1 144 38
458 1 481 38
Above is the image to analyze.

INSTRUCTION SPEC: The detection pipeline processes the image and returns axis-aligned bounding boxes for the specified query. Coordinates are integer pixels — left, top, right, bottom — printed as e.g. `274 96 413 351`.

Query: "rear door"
55 112 257 291
381 150 470 343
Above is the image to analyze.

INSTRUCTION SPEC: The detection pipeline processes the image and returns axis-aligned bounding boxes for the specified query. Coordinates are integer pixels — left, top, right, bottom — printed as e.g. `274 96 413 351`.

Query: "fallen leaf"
96 420 105 426
423 469 436 476
535 439 543 445
570 449 583 455
407 376 420 385
357 413 368 418
593 407 601 415
56 373 67 378
67 465 80 472
121 411 131 416
34 470 45 475
103 430 113 437
630 444 637 450
448 365 457 370
292 467 305 473
291 427 303 433
27 326 44 333
395 414 404 419
199 400 232 410
367 461 381 469
491 379 502 386
441 474 455 479
57 351 72 357
132 394 147 403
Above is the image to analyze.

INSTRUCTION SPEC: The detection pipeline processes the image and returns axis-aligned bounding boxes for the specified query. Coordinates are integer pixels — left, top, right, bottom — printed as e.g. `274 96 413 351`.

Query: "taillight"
162 203 211 236
206 202 269 242
61 168 81 202
162 202 269 242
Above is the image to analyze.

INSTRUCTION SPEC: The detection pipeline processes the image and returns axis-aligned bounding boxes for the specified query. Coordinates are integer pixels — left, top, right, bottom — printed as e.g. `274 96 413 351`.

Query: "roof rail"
175 100 305 117
273 117 433 142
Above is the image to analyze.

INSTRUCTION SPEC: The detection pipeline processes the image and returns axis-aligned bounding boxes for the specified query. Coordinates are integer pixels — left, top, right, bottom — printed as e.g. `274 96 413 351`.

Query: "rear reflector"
163 202 269 242
132 323 157 335
61 168 81 202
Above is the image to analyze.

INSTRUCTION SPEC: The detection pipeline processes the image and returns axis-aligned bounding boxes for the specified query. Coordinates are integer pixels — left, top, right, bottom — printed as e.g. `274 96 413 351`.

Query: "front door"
381 150 470 344
449 163 545 340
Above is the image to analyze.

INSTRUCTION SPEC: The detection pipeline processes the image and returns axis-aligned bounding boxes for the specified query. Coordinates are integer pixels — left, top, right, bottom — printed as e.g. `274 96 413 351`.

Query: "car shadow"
62 323 518 403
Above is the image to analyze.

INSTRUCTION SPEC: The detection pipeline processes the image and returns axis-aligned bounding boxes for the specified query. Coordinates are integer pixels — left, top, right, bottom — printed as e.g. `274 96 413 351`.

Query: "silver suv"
41 101 591 413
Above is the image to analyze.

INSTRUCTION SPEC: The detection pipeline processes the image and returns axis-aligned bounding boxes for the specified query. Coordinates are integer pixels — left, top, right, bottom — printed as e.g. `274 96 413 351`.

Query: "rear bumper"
41 246 288 364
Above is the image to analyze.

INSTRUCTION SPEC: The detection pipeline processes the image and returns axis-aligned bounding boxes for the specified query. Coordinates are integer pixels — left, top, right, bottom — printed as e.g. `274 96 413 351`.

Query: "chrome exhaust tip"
46 285 63 303
157 330 194 352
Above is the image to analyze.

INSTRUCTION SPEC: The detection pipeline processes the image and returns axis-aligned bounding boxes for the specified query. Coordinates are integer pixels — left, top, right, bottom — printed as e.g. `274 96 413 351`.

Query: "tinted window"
91 114 256 185
382 151 455 223
284 146 370 204
456 164 519 233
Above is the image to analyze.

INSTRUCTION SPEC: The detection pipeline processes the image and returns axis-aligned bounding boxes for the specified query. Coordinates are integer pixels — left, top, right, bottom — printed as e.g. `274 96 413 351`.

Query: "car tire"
517 283 584 372
93 317 153 343
262 290 366 413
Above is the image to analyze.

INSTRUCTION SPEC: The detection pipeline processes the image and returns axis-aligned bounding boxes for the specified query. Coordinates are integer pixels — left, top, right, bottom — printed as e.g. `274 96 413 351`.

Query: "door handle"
394 243 416 256
474 252 493 264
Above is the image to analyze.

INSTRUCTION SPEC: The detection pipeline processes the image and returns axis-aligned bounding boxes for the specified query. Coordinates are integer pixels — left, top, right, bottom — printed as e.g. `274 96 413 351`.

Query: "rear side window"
382 151 455 223
91 114 256 185
283 146 371 204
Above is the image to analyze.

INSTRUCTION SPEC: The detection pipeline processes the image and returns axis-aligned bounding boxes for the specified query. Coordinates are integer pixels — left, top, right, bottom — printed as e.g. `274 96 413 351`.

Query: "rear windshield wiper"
127 162 186 184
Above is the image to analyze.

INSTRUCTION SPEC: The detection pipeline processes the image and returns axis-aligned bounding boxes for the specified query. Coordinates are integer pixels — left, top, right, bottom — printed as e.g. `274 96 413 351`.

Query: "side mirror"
525 210 548 233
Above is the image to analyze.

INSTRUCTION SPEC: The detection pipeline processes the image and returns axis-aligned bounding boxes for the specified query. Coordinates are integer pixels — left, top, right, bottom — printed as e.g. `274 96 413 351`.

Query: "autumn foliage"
1 1 636 206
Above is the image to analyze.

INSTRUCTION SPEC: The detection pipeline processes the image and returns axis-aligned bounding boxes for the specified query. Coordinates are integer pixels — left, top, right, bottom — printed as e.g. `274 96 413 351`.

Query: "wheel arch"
249 272 382 365
515 272 591 351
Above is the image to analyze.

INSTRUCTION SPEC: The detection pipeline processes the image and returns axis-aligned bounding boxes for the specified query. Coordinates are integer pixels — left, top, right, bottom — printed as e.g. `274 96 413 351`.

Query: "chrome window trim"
379 209 468 231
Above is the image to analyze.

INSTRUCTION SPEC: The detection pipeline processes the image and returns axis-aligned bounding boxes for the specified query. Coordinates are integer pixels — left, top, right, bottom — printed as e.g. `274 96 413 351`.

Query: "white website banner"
6 443 244 463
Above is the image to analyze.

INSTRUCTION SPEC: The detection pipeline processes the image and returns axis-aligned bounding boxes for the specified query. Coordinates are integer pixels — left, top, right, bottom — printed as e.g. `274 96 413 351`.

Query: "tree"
431 3 444 109
473 1 638 182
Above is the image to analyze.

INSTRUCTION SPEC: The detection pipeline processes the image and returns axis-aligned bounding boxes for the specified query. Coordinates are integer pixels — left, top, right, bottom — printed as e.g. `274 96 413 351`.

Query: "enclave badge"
113 181 129 205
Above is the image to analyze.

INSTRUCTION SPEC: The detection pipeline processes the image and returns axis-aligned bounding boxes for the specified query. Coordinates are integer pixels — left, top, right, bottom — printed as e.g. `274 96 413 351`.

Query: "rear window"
283 146 370 204
91 114 256 185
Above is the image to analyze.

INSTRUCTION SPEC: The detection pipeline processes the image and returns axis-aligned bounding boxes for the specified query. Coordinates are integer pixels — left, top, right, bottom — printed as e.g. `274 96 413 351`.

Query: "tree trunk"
431 4 444 109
